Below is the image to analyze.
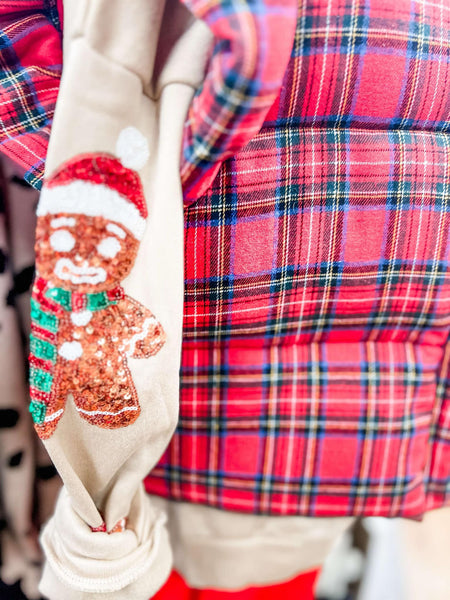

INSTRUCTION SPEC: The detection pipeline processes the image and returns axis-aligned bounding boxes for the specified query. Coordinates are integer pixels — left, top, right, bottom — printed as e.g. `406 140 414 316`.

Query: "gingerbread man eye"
97 236 121 258
49 229 75 252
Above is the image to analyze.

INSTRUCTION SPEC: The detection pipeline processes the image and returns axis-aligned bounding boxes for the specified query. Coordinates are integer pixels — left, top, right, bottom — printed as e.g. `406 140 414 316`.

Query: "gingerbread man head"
35 128 150 293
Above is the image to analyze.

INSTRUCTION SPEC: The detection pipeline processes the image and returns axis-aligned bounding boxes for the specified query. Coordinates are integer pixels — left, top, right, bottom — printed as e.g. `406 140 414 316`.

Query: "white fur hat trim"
37 180 146 240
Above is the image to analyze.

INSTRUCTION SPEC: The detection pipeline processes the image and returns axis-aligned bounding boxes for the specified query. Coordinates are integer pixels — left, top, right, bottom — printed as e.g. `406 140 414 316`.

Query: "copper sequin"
30 209 165 439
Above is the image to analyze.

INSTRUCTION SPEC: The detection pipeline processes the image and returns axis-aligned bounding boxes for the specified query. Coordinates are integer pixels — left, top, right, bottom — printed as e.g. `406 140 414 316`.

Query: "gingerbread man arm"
116 296 166 358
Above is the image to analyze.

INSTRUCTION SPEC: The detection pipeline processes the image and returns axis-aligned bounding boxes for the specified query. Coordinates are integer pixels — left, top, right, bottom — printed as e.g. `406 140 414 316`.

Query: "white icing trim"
116 126 150 171
44 408 64 423
37 180 146 240
97 236 121 258
76 405 138 416
58 341 83 360
51 217 76 228
124 316 159 356
54 258 107 285
106 223 126 239
50 229 76 252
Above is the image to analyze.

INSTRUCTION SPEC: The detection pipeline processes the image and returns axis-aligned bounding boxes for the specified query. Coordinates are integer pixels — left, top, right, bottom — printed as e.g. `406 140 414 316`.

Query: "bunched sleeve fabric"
179 0 298 203
0 1 62 190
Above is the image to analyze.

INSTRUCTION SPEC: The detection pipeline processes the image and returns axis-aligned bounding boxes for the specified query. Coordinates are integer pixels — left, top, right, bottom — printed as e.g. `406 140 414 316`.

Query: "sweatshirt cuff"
38 488 172 599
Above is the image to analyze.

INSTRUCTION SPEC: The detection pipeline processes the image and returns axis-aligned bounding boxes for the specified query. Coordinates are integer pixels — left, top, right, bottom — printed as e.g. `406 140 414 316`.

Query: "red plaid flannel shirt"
0 0 62 188
1 0 449 519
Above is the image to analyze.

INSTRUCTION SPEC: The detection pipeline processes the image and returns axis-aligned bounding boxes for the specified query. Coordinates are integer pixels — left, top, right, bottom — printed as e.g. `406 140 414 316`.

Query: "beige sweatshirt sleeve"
31 2 212 598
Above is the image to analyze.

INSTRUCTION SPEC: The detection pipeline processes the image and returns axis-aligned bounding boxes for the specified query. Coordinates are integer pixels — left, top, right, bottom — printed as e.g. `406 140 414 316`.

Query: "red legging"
153 569 319 600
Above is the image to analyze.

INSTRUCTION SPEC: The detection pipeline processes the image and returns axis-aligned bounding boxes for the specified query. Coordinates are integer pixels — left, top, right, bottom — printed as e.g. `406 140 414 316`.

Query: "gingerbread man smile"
54 258 107 285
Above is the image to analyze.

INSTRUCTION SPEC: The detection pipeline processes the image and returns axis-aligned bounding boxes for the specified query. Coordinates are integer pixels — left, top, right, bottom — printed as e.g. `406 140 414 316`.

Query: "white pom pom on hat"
116 126 150 171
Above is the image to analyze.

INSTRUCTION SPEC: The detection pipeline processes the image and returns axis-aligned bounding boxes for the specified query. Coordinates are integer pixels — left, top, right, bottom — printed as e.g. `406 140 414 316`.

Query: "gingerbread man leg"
72 367 140 429
34 370 69 440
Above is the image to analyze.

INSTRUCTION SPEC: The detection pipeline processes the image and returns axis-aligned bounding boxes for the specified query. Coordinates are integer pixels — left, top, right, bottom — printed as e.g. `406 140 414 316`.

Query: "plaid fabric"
0 1 62 189
180 0 298 201
1 0 449 517
145 0 450 517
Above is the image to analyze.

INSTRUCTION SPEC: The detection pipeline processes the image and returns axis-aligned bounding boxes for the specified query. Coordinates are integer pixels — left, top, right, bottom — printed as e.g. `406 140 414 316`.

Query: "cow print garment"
0 158 61 600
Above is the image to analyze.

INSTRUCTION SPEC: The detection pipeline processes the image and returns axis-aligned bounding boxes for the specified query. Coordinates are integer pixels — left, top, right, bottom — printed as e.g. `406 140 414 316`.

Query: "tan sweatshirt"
33 2 353 598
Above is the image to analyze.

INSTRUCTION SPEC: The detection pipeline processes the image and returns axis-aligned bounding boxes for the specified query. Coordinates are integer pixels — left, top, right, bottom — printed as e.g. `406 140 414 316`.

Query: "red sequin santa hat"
37 127 150 240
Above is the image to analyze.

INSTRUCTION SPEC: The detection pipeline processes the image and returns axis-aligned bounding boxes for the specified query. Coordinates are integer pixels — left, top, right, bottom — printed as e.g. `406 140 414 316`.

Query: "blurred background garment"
0 158 61 600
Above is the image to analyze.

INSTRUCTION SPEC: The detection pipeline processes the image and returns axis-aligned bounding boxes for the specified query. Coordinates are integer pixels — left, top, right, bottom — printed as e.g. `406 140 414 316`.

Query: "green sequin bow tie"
45 285 123 312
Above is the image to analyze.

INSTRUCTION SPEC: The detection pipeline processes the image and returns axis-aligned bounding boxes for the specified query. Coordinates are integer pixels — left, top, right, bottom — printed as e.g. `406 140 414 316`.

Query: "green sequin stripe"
30 334 57 363
29 400 46 425
45 288 118 312
30 298 58 332
46 287 71 310
87 292 116 311
30 366 53 393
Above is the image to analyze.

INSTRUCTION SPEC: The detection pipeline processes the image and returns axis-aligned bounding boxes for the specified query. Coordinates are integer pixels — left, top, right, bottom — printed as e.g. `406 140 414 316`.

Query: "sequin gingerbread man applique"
29 128 165 439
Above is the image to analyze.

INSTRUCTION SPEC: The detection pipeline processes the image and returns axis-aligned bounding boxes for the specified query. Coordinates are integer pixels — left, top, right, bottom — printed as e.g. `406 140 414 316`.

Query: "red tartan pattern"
0 0 449 517
145 127 450 517
180 0 298 200
145 1 450 517
271 0 450 132
0 1 61 188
